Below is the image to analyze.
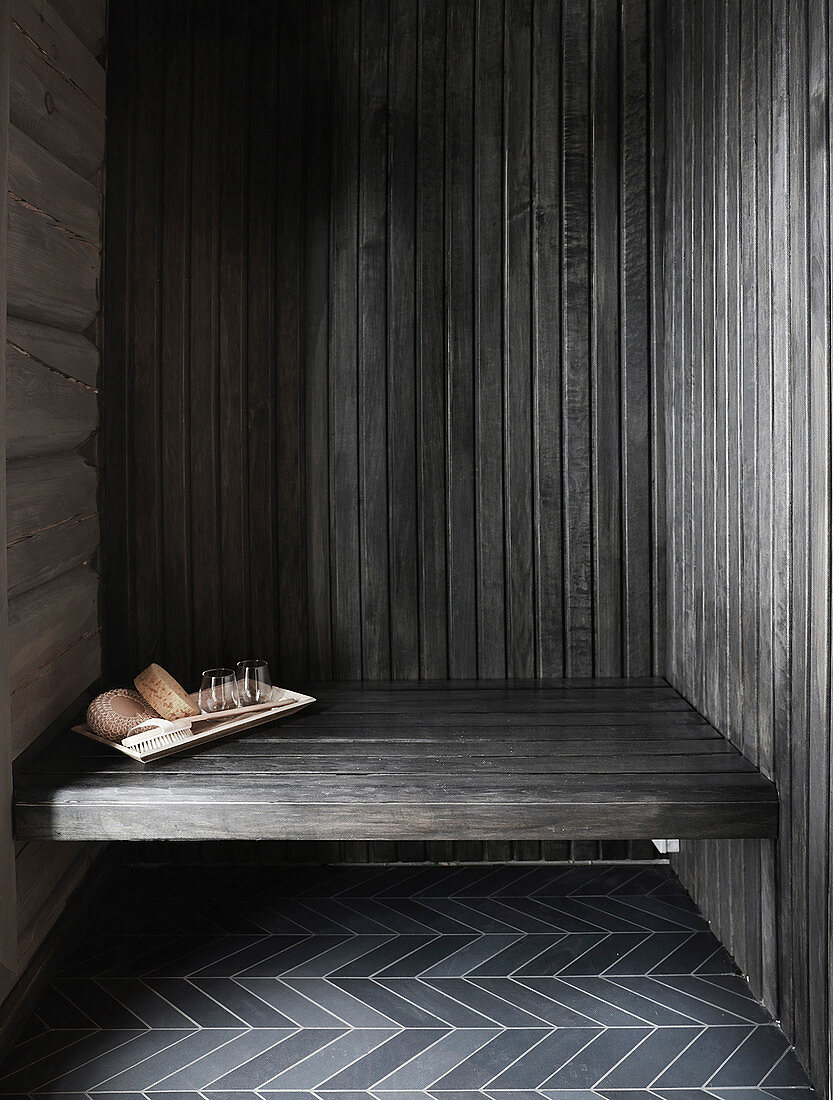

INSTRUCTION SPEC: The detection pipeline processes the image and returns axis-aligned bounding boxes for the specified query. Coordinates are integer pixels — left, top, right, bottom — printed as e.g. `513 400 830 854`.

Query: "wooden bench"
13 679 778 841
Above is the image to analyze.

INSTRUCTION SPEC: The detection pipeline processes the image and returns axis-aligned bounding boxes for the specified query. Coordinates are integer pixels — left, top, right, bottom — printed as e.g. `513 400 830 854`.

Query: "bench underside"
13 679 778 841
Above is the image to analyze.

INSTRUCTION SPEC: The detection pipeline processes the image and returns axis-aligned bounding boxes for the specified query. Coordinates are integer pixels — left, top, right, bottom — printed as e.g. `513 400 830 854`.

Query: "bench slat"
13 680 778 841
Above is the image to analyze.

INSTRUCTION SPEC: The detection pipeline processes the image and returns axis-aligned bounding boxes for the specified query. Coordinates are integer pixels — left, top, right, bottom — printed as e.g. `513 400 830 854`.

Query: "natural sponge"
87 689 160 742
134 663 200 720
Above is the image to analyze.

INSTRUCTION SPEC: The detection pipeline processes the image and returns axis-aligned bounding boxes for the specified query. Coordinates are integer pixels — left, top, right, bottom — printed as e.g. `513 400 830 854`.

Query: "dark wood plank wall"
104 0 666 693
663 0 833 1092
3 0 106 993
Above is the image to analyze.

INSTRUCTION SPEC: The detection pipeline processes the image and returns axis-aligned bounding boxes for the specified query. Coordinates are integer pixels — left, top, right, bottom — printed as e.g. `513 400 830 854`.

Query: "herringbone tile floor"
0 862 817 1099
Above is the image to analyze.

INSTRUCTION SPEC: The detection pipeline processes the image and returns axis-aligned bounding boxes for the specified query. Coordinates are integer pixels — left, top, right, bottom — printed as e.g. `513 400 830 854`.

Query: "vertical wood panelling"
663 0 833 1091
105 0 664 689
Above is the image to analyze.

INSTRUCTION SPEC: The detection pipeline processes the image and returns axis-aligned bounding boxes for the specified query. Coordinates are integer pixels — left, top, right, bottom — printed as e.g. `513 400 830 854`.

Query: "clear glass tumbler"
236 659 272 706
198 668 240 713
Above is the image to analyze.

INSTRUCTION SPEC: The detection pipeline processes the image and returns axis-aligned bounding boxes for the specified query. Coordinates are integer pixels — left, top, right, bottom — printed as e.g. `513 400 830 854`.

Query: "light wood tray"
72 686 316 762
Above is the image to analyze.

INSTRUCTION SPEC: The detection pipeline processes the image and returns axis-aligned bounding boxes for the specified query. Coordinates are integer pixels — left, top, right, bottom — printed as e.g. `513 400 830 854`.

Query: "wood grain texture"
6 453 96 545
6 318 98 388
9 125 99 244
662 0 833 1090
0 0 17 977
7 565 98 691
6 341 97 458
6 514 98 599
6 199 98 331
10 630 100 758
104 0 665 689
2 0 104 992
8 0 103 180
14 682 778 842
11 0 104 109
45 0 104 58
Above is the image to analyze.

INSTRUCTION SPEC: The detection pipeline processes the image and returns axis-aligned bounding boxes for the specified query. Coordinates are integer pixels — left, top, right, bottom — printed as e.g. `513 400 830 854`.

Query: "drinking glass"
199 668 240 713
236 659 272 706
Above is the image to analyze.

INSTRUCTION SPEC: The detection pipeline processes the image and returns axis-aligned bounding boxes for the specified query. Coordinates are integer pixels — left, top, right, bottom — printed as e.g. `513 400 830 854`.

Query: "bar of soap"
87 689 160 742
134 662 200 720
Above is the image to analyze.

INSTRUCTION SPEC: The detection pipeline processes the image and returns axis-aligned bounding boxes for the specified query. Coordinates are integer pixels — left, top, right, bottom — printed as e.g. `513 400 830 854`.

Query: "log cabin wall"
104 0 666 697
4 0 106 989
663 0 833 1092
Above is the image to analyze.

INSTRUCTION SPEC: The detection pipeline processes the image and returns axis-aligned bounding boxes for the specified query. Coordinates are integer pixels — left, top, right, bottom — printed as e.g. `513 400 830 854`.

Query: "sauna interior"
0 0 830 1095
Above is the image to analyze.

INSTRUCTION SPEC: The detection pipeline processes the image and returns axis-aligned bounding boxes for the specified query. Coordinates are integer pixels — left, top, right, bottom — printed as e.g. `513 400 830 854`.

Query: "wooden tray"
72 686 316 762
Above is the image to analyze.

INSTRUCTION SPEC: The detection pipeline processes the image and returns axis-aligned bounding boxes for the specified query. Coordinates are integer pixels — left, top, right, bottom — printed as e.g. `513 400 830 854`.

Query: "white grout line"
646 1024 708 1088
593 1024 658 1088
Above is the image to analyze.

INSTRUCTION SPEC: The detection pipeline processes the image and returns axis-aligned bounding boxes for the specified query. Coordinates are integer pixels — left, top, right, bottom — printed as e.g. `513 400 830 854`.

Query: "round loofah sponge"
87 689 160 742
134 663 200 720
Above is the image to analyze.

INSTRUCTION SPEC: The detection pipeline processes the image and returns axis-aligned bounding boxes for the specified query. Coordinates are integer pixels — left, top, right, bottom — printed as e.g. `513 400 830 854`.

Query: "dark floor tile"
131 1092 204 1100
431 1090 509 1100
557 933 651 975
31 987 98 1031
541 1090 606 1100
0 861 817 1100
467 976 602 1027
541 1027 653 1088
603 932 694 975
651 933 738 975
456 898 568 934
605 976 764 1025
190 978 299 1027
279 979 402 1028
193 936 312 978
89 1092 151 1100
328 936 434 976
374 978 500 1027
596 1090 672 1100
607 895 709 932
711 1090 806 1100
95 979 199 1029
210 1028 348 1090
346 898 476 935
712 1028 804 1088
487 895 584 933
234 978 353 1028
467 934 568 977
313 1029 449 1091
430 1030 552 1090
259 1029 398 1090
554 897 683 933
657 975 770 1020
424 978 568 1028
416 898 531 934
651 1089 721 1100
327 978 450 1028
597 1027 702 1087
419 934 524 977
32 1030 195 1094
0 1031 142 1094
269 898 392 935
513 976 655 1027
763 1086 819 1098
147 1029 294 1091
513 933 607 975
0 1029 95 1085
375 1029 497 1089
375 935 478 976
556 976 701 1026
652 1026 756 1088
51 980 150 1030
517 900 617 934
490 1029 607 1089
